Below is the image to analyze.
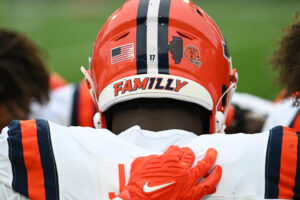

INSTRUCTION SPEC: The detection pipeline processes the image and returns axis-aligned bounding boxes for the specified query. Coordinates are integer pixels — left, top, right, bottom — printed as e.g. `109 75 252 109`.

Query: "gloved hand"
116 145 222 200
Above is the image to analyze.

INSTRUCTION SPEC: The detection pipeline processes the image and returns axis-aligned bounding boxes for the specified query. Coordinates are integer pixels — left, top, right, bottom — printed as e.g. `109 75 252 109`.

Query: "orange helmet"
82 0 238 133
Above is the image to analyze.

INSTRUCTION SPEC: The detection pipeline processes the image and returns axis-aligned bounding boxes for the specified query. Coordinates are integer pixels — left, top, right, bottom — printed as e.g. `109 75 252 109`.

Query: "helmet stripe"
146 0 160 74
136 0 171 75
158 0 171 74
136 0 149 74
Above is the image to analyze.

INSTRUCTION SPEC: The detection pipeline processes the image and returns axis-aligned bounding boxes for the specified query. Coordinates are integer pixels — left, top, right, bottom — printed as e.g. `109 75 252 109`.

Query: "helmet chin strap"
93 112 101 129
80 66 98 106
215 111 226 133
215 75 238 133
81 66 102 129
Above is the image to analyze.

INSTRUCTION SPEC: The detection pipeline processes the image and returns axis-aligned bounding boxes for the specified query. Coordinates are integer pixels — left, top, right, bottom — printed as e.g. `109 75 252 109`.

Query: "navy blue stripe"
71 84 80 126
158 0 171 74
136 0 149 74
7 120 29 197
293 131 300 198
265 126 283 199
36 119 59 200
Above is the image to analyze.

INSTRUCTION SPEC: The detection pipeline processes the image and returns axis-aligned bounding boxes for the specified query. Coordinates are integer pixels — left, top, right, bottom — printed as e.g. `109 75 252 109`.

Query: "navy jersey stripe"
71 84 80 126
157 0 171 74
7 120 29 197
136 0 149 74
265 126 283 199
36 119 59 200
293 131 300 198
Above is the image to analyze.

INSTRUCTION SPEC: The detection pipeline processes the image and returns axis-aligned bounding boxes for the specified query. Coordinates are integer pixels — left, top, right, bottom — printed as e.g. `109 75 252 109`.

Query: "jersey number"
108 164 126 199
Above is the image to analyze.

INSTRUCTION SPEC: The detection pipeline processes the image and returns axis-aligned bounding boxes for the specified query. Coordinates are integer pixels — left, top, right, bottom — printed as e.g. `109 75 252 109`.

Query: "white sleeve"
0 183 29 200
0 128 28 200
0 127 13 187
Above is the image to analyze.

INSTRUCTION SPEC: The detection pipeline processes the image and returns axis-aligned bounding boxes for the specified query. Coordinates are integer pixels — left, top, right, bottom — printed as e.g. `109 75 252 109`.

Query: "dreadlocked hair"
270 14 300 104
0 29 49 111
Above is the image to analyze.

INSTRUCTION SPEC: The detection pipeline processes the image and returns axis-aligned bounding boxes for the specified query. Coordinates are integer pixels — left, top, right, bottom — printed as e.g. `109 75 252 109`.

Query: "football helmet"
82 0 238 133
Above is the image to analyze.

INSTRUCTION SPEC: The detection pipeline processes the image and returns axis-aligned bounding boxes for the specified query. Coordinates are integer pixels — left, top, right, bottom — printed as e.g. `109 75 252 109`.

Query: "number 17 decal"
150 54 156 61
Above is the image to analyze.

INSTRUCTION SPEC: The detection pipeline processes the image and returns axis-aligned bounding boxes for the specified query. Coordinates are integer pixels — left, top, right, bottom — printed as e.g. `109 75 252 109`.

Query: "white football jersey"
0 120 299 199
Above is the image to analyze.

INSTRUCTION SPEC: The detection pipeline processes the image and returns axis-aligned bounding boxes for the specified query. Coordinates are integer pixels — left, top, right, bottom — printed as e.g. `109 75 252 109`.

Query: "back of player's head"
0 29 49 112
105 98 211 134
83 0 237 133
270 16 300 102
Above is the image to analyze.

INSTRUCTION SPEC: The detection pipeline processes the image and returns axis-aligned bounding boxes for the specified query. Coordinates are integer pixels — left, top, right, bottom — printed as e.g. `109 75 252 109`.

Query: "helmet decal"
168 36 183 64
113 76 188 97
184 45 201 67
111 43 135 64
136 0 171 74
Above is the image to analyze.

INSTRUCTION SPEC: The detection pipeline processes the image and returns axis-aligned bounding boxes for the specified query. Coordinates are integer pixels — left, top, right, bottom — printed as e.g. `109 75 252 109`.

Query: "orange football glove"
116 145 222 200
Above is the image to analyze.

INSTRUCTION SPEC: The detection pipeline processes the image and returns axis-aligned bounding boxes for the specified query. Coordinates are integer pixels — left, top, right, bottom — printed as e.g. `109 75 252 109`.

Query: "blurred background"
0 0 299 100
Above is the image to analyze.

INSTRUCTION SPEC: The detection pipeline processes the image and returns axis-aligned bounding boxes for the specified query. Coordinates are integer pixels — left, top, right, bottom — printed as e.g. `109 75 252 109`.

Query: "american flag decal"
111 43 134 64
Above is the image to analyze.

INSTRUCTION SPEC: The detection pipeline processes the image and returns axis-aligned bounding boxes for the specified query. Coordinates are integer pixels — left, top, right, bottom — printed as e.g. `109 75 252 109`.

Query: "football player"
225 92 273 133
226 17 300 133
1 0 300 200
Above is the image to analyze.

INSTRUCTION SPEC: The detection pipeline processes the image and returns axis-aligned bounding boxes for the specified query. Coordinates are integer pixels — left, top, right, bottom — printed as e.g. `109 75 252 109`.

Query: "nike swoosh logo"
143 181 176 193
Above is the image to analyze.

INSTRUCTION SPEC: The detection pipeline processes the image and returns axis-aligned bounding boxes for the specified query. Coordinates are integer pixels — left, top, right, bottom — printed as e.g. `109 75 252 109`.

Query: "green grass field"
1 0 299 100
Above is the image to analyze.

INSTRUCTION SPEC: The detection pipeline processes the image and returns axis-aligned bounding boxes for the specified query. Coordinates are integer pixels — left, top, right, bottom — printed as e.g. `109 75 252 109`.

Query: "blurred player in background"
29 77 96 128
225 92 273 133
1 0 300 200
0 29 95 131
226 15 300 133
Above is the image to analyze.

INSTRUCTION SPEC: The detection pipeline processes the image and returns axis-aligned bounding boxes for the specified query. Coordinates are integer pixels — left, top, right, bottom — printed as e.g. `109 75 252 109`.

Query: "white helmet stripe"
146 0 160 74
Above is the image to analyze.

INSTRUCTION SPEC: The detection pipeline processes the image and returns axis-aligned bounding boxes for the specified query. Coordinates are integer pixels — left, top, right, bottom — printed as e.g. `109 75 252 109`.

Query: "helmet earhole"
222 85 228 107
